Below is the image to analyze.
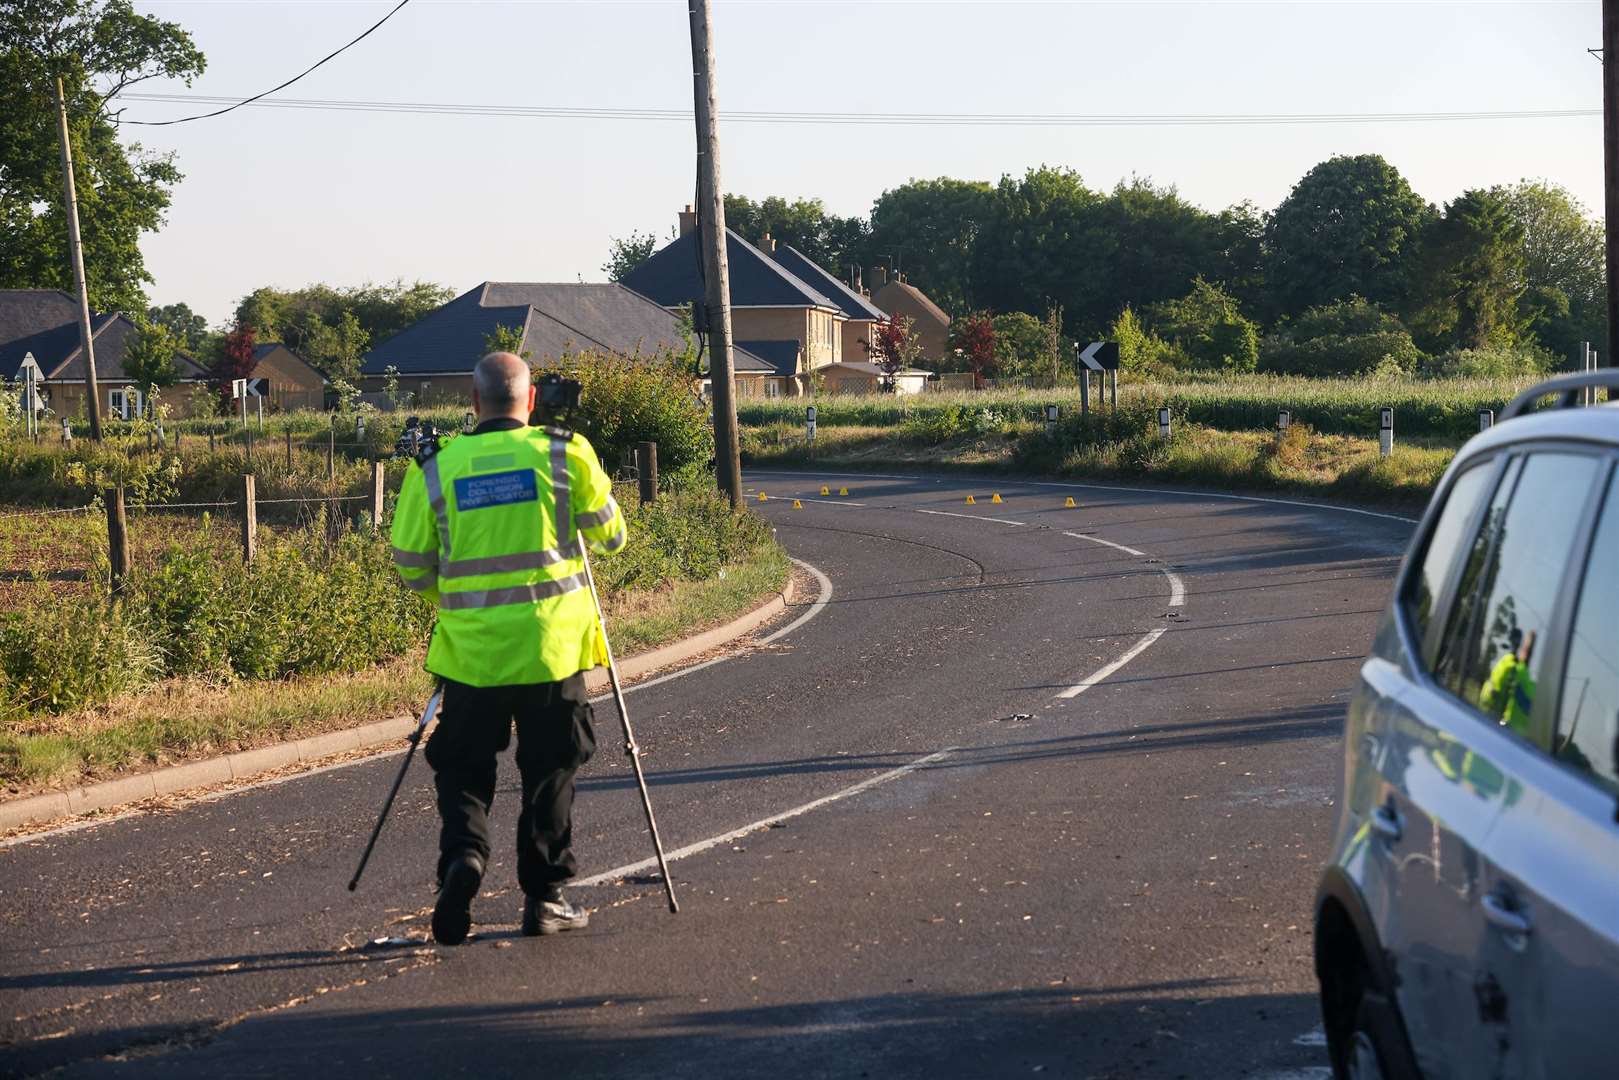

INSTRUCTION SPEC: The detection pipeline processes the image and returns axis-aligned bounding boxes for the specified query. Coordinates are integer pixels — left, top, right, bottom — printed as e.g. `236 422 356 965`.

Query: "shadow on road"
23 978 1325 1078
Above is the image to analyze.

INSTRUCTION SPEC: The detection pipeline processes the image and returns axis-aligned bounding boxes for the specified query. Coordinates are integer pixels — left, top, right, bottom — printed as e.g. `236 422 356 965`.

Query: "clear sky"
124 0 1603 325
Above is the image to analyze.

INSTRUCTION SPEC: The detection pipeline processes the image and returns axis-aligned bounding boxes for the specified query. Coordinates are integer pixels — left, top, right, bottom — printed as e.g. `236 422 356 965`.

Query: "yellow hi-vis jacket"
390 422 627 687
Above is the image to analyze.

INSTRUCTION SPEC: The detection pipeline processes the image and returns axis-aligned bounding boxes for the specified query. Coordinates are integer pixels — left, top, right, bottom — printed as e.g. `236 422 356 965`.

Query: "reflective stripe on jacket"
390 424 627 687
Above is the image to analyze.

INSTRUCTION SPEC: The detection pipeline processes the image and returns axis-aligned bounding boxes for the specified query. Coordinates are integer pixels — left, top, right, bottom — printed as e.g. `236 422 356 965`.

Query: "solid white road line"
745 467 1421 525
572 747 958 889
1054 627 1168 701
3 561 837 849
914 508 1026 527
1063 530 1184 608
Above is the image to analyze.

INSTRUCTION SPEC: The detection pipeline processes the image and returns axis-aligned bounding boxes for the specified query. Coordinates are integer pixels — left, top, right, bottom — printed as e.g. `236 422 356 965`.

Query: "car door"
1476 459 1619 1078
1363 456 1507 1077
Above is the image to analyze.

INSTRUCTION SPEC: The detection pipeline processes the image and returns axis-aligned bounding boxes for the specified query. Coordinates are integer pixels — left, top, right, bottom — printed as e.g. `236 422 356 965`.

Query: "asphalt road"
0 470 1415 1080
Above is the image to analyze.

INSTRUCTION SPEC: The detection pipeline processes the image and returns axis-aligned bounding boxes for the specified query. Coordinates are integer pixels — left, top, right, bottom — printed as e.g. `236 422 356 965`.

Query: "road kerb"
0 576 798 834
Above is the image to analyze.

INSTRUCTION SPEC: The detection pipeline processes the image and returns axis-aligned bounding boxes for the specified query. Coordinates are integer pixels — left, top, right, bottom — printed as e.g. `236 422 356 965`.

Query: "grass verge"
0 542 789 796
743 422 1451 511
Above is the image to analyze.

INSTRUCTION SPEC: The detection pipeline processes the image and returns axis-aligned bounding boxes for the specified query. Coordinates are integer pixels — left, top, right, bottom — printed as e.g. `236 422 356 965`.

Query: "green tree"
866 178 994 315
602 230 658 281
483 324 529 359
971 166 1103 330
121 316 180 402
1146 278 1260 372
232 279 450 364
145 301 208 354
723 194 867 272
1107 305 1178 376
1264 154 1435 318
0 1 205 313
299 309 369 382
990 312 1047 379
1494 179 1606 361
1408 188 1527 351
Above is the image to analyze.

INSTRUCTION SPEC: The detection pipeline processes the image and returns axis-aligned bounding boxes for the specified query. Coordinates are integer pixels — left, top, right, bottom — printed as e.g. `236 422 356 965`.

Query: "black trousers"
423 673 596 898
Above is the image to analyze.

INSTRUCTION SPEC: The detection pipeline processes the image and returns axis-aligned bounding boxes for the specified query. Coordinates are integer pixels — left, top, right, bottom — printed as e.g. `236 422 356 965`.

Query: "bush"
0 594 161 717
561 350 714 485
1420 345 1555 379
596 485 774 593
1146 278 1260 372
1260 298 1424 376
899 403 1010 444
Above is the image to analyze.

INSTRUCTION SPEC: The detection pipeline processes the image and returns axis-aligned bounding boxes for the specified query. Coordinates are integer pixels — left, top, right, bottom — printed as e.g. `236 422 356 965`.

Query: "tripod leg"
579 547 680 913
349 687 441 891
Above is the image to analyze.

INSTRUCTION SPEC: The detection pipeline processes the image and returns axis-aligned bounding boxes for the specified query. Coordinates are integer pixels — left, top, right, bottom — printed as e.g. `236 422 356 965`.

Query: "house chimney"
875 266 888 287
678 204 696 238
760 232 776 253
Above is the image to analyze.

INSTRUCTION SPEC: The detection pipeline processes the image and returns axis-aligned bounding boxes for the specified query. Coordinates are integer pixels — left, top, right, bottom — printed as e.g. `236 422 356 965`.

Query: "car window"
1554 470 1619 793
1406 461 1495 665
1435 452 1602 739
1433 458 1522 691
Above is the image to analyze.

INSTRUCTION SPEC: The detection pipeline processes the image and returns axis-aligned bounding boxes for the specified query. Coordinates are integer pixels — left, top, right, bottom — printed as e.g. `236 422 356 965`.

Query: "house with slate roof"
1 289 209 420
620 208 893 397
250 342 326 411
871 267 951 365
358 281 774 405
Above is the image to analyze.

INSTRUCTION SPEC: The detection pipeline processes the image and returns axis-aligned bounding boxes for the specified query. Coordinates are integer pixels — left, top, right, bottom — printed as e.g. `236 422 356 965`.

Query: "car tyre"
1336 990 1416 1080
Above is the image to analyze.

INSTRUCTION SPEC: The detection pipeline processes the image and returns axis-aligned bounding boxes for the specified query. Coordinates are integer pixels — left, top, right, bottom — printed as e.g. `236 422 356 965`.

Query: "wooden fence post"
240 474 257 564
326 428 336 481
105 486 130 599
285 430 293 468
369 460 385 529
209 432 216 453
636 441 658 504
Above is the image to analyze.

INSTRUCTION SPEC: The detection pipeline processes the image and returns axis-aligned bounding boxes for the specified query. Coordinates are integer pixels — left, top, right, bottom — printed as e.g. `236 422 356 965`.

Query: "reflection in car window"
1435 459 1522 693
1556 472 1619 793
1440 453 1601 737
1407 463 1494 665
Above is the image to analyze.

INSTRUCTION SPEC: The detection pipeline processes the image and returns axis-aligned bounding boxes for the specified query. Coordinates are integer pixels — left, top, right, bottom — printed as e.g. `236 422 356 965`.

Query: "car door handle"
1370 803 1402 843
1481 892 1533 937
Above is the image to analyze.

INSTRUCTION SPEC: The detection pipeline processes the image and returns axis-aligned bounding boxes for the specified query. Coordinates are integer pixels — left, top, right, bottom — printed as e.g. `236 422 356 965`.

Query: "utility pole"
1606 0 1619 389
688 0 741 507
54 76 103 441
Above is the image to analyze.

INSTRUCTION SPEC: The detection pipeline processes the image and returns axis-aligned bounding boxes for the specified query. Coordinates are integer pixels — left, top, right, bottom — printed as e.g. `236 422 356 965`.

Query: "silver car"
1315 372 1619 1079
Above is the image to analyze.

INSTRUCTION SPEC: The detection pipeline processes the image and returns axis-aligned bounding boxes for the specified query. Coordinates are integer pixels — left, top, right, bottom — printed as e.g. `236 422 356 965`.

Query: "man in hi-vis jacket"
391 352 626 945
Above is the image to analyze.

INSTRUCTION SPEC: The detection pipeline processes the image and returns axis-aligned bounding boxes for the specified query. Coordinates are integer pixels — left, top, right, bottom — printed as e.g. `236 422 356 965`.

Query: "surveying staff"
391 352 627 946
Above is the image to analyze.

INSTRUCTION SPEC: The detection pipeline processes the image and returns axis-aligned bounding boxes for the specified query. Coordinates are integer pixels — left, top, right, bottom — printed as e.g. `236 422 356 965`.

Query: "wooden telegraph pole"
1605 1 1619 391
688 0 741 508
53 77 103 441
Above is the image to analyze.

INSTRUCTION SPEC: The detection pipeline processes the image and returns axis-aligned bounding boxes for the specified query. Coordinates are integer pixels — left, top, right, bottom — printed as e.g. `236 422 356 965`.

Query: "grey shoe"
522 893 589 936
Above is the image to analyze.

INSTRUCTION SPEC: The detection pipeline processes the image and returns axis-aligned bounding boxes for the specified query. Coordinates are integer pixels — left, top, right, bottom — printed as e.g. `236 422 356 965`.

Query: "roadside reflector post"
1379 407 1394 458
356 414 366 442
1277 410 1290 443
636 441 658 505
1479 409 1494 432
1045 402 1060 434
61 418 72 443
463 411 475 434
105 485 130 599
368 460 385 530
805 404 817 446
240 473 257 564
1158 407 1171 443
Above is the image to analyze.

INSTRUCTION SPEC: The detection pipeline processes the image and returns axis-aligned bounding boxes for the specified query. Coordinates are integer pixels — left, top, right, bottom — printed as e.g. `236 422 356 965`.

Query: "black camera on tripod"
394 415 440 462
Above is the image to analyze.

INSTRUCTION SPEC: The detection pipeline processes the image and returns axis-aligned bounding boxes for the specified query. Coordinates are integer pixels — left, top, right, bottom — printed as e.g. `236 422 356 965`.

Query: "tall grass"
737 374 1536 442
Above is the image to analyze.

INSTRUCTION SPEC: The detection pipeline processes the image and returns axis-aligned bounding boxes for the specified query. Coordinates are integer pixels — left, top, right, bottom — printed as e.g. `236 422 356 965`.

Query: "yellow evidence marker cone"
821 485 830 496
965 495 976 505
758 492 768 502
991 493 1003 504
838 487 848 496
793 499 803 509
1064 496 1077 508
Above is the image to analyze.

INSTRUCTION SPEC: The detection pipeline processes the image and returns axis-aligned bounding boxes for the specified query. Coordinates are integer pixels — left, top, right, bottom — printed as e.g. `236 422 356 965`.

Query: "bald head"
472 352 534 422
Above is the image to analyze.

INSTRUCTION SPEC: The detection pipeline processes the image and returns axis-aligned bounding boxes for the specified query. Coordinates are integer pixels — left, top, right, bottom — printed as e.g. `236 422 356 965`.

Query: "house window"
108 387 141 420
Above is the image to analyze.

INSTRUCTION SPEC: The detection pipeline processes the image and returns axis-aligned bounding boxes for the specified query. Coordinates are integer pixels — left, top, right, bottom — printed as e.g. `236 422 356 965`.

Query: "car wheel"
1339 993 1410 1080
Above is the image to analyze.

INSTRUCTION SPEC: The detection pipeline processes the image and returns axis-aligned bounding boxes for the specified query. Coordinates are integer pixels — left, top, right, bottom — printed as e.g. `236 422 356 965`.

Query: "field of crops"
736 374 1539 443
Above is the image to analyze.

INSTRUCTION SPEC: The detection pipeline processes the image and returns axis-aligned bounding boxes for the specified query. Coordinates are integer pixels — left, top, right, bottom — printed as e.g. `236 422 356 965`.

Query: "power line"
116 1 412 127
115 92 1599 127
